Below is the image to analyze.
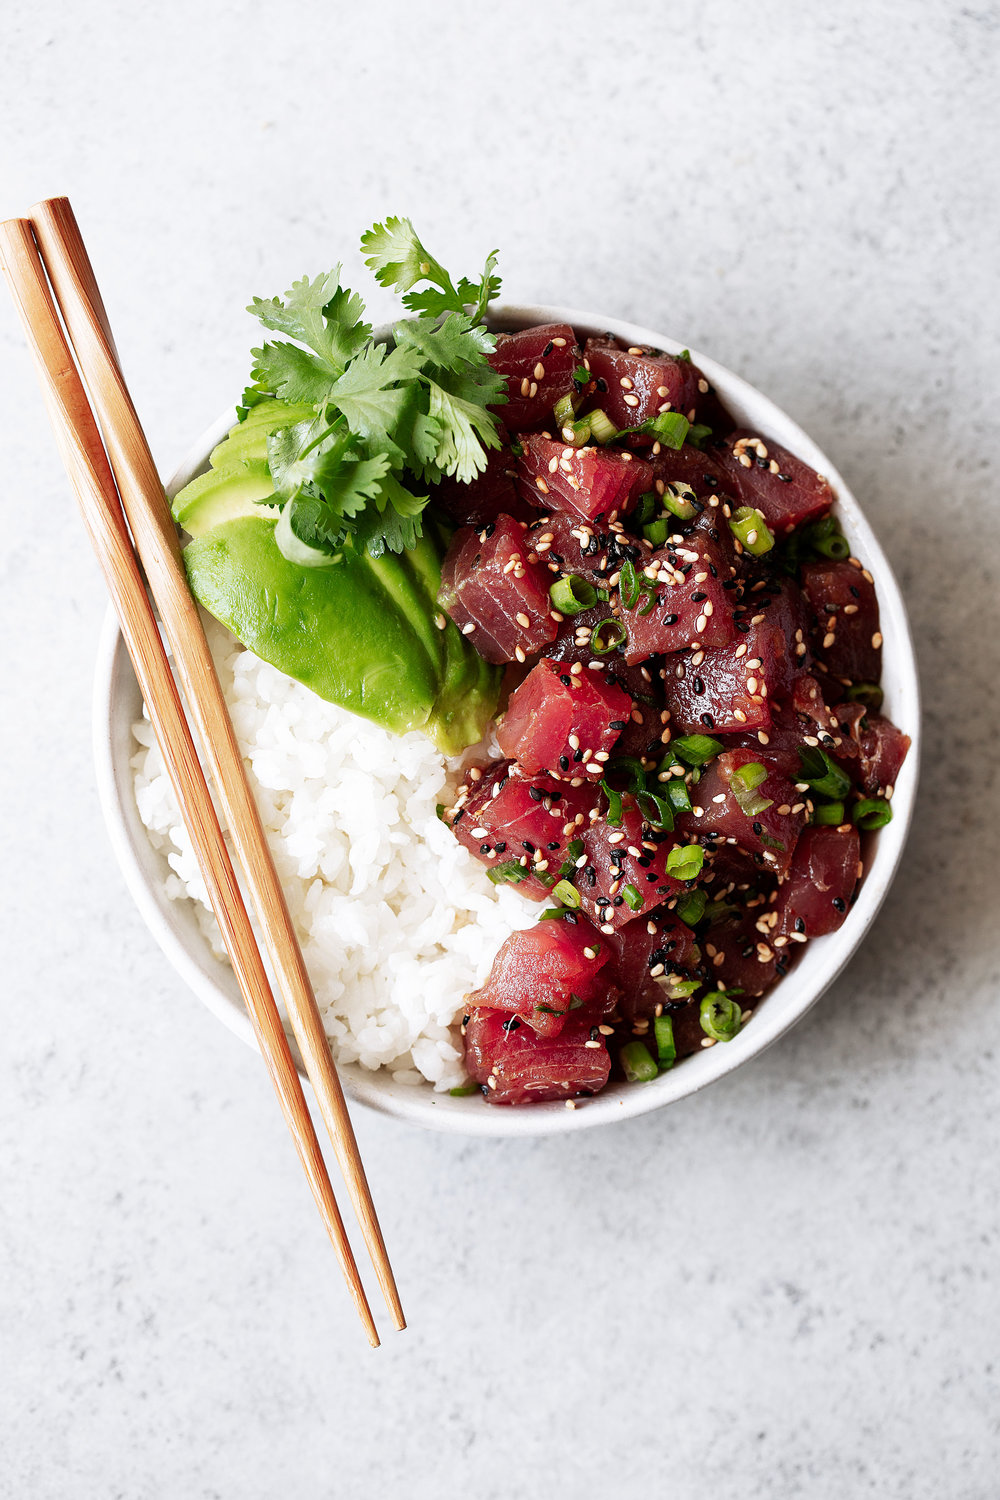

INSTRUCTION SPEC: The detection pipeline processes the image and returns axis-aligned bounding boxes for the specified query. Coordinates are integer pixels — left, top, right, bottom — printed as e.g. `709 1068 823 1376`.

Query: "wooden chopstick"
27 197 404 1333
0 216 382 1348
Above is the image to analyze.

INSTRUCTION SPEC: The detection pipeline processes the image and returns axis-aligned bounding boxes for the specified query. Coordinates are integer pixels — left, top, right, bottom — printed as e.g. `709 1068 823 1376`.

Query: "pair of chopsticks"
0 198 404 1347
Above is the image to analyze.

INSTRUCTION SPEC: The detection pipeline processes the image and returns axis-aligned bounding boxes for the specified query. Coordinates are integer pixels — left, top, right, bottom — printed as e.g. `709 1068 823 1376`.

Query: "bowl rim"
92 301 921 1137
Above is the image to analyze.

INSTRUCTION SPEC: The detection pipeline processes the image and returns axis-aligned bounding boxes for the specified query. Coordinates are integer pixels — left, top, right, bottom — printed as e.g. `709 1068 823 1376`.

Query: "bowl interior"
93 304 920 1136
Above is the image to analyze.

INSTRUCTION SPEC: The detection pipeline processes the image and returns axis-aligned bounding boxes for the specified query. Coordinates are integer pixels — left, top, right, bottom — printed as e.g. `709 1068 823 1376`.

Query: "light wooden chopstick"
0 204 403 1338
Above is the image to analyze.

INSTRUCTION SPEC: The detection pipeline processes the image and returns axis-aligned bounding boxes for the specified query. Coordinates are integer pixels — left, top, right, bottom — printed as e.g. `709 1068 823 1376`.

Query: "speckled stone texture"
2 2 998 1495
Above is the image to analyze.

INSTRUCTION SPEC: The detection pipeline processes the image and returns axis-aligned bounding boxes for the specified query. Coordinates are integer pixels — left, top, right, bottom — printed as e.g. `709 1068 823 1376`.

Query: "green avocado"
172 400 500 753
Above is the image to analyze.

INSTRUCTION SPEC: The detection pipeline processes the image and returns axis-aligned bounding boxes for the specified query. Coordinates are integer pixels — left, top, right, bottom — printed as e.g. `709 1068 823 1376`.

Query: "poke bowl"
93 300 920 1137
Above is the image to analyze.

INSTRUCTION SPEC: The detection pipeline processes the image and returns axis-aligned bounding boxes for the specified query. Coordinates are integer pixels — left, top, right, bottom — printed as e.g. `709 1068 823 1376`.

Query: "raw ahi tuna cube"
602 911 702 1025
581 339 703 434
517 433 652 523
849 713 910 796
677 747 806 877
660 615 792 734
776 825 861 940
438 513 558 664
649 442 730 502
469 915 614 1037
463 1006 611 1104
712 429 834 534
488 323 580 432
432 428 531 528
623 531 737 664
579 795 686 931
497 657 632 778
447 763 599 901
801 559 881 684
702 908 781 997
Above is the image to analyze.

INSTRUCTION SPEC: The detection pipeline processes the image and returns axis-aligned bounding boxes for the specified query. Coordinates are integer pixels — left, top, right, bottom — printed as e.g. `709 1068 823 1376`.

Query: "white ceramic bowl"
93 304 920 1136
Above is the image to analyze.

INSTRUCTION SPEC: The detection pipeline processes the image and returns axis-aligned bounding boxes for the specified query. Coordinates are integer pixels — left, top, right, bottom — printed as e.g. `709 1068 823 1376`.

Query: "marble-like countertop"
2 3 998 1495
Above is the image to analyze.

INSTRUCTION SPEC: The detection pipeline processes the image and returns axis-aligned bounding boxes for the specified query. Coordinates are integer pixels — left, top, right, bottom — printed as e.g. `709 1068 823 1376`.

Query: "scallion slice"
665 843 705 881
572 364 591 387
852 797 892 830
672 733 723 767
647 411 690 449
642 519 669 546
449 1083 479 1096
549 574 597 615
553 392 578 430
587 409 617 445
729 760 774 818
813 530 850 560
632 492 657 527
666 977 701 1000
636 790 675 831
600 779 624 827
608 755 648 792
621 1040 659 1083
654 1015 677 1069
687 422 712 449
797 745 852 801
700 991 743 1042
676 888 707 926
622 883 643 911
552 878 582 908
662 481 699 520
664 778 692 815
812 800 845 826
488 860 528 885
729 505 775 556
844 682 884 711
539 907 568 919
618 559 641 609
590 618 627 655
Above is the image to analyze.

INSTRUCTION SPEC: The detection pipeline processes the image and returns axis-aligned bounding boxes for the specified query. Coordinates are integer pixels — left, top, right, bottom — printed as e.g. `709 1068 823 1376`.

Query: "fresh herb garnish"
243 219 506 566
665 844 705 881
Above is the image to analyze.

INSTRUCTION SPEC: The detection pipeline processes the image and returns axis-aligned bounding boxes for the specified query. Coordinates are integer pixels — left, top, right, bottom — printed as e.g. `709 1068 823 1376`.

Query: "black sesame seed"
833 897 846 912
494 840 506 852
480 843 490 853
609 720 627 731
559 754 570 771
693 677 706 694
596 376 608 392
691 592 707 602
542 340 554 357
521 841 535 853
482 522 495 537
453 809 465 823
794 917 805 933
573 748 584 762
613 895 624 906
560 674 573 687
528 787 544 802
752 821 763 835
502 1016 522 1032
547 840 560 851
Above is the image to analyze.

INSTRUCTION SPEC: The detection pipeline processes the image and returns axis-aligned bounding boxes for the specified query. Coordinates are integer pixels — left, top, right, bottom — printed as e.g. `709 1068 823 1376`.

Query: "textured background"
2 2 999 1496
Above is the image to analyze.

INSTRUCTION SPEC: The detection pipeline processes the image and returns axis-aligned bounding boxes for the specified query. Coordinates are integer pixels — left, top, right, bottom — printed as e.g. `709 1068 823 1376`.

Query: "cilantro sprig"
243 220 505 565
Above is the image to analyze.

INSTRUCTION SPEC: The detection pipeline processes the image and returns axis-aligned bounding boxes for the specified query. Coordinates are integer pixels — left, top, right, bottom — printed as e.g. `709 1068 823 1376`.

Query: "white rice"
130 618 533 1090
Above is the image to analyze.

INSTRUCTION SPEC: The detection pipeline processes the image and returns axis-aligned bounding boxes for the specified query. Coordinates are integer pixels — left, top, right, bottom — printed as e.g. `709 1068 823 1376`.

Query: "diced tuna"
488 323 580 431
602 911 702 1024
468 915 614 1037
711 429 834 534
801 559 881 684
463 1006 611 1104
446 763 599 902
660 617 791 734
497 657 632 778
516 433 652 523
701 908 782 997
438 513 558 664
581 339 703 435
432 429 531 527
677 747 806 877
579 795 686 931
776 825 861 941
850 712 910 796
622 532 738 664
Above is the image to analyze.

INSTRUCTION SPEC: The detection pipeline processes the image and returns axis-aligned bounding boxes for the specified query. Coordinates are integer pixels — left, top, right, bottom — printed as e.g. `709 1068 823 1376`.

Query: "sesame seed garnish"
461 621 475 635
516 612 530 628
514 646 526 663
535 477 549 494
619 376 634 390
534 361 546 380
623 393 640 408
872 631 883 649
434 612 447 630
529 380 538 398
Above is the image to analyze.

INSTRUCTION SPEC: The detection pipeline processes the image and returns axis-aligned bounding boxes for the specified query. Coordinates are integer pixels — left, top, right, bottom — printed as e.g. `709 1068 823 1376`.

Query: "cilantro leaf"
362 217 501 322
327 342 425 465
424 375 502 483
248 267 371 374
349 473 428 557
392 312 496 372
250 342 339 405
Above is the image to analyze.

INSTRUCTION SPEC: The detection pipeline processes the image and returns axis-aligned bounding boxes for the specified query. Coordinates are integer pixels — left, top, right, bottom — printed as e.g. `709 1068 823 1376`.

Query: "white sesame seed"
461 621 476 635
534 361 546 380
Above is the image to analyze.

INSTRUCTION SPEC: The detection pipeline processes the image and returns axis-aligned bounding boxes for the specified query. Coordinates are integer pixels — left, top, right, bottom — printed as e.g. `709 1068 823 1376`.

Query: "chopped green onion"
562 418 592 447
687 422 713 448
435 803 445 820
729 760 774 818
665 843 705 881
845 682 884 711
654 1015 677 1069
550 574 597 615
700 991 743 1042
587 409 617 445
553 392 578 429
488 861 529 886
642 519 669 546
662 481 699 520
449 1083 479 1096
729 505 775 556
633 492 658 527
618 559 640 609
678 348 691 361
539 907 569 919
813 531 850 560
607 755 648 792
673 734 724 767
552 878 581 908
590 618 627 654
812 800 845 826
595 587 610 602
666 976 701 1000
798 745 852 801
572 364 591 387
622 883 643 911
664 778 692 815
676 888 707 926
702 897 737 923
636 790 675 831
648 411 689 448
621 1040 659 1083
852 797 892 830
600 779 623 827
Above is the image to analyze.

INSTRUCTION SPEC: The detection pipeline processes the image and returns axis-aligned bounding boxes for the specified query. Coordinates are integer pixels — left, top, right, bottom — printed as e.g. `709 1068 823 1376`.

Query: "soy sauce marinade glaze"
435 323 910 1105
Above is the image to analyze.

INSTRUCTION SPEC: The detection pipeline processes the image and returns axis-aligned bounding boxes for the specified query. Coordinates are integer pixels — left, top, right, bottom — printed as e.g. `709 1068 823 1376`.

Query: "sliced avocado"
173 460 278 537
208 400 314 470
